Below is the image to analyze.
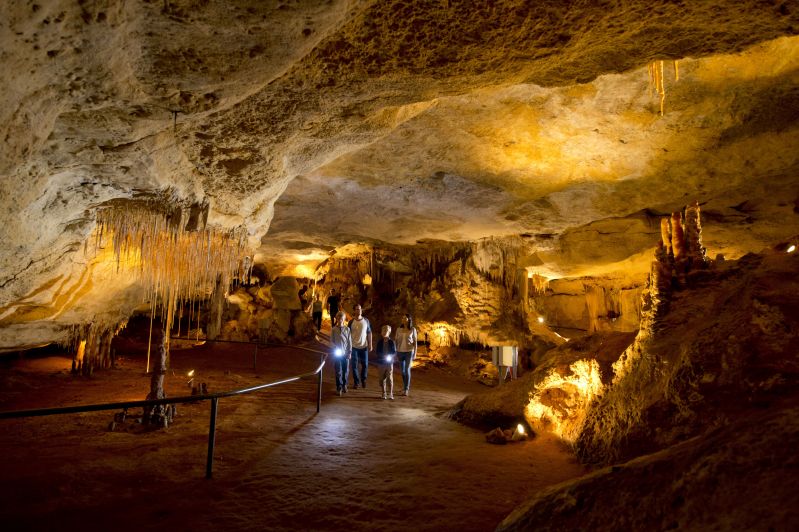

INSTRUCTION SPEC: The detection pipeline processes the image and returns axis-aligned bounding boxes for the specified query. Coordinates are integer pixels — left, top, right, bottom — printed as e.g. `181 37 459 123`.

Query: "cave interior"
1 1 799 530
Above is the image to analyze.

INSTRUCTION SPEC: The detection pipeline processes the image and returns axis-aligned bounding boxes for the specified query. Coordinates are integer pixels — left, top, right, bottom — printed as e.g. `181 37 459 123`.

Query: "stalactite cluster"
648 59 679 115
62 196 251 371
530 274 549 296
64 320 127 375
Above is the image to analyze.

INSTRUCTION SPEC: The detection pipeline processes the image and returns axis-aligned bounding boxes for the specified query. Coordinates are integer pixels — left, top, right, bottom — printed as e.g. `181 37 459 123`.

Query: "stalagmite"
670 212 685 260
144 331 173 427
660 218 672 255
683 201 708 266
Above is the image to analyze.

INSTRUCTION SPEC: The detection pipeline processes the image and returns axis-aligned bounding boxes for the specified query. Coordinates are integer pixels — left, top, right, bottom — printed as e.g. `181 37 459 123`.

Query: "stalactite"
530 274 549 296
94 198 250 367
648 59 679 115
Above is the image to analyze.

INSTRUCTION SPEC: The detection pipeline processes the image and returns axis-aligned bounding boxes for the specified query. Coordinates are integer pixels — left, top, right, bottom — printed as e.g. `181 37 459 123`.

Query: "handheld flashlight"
334 348 343 357
384 355 392 363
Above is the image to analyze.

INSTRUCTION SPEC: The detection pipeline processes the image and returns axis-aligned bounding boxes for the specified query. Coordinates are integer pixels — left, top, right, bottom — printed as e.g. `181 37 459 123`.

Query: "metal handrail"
0 344 328 479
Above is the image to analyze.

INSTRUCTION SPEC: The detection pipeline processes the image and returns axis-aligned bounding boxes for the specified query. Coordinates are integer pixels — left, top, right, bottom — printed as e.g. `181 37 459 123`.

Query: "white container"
491 345 518 367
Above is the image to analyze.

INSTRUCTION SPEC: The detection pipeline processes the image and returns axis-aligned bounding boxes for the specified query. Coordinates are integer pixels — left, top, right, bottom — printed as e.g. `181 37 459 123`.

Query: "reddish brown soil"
0 342 586 531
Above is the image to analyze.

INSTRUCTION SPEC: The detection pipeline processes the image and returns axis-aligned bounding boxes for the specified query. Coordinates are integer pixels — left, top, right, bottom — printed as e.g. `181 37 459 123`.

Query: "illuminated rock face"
453 205 798 464
1 2 799 351
577 250 799 465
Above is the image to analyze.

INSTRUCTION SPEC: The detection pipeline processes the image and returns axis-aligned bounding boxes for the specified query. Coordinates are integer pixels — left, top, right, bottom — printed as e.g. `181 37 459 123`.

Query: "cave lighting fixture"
537 316 545 324
788 244 796 253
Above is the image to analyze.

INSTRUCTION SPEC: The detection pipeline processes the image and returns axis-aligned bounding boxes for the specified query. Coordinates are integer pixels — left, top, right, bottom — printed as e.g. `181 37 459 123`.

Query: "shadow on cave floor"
0 343 586 532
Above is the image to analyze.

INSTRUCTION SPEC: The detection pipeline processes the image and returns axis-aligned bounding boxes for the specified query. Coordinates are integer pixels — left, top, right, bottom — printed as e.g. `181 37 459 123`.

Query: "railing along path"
0 340 328 479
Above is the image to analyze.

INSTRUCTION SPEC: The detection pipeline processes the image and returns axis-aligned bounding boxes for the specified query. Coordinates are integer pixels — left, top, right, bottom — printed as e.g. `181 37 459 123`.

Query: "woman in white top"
394 314 417 396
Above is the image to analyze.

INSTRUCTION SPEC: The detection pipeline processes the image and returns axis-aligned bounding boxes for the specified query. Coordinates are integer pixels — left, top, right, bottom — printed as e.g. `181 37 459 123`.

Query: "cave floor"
0 341 586 531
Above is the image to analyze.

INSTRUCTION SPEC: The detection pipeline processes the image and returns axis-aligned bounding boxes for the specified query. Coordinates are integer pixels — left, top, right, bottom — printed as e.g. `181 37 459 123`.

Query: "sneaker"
381 393 387 400
343 387 348 394
337 389 343 397
403 390 409 396
389 394 394 400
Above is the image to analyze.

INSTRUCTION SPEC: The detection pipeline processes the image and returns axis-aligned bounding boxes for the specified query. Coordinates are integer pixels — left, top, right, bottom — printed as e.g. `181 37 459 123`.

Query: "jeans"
351 347 368 386
334 357 349 391
397 352 413 391
312 311 322 331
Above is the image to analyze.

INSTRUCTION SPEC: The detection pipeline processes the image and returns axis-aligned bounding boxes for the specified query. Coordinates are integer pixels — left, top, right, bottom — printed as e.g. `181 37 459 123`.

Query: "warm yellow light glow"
537 316 545 324
427 322 461 347
788 244 796 253
524 359 603 443
187 369 195 377
530 273 549 295
293 264 315 279
362 274 372 286
516 423 525 435
76 340 86 362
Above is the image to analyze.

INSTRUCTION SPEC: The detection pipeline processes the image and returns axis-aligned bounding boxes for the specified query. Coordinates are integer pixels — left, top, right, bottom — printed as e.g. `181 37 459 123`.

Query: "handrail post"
253 343 257 370
317 354 323 413
206 397 219 479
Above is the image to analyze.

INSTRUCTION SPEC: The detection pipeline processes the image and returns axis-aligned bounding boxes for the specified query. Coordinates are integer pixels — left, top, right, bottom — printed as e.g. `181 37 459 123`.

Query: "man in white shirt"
348 304 372 389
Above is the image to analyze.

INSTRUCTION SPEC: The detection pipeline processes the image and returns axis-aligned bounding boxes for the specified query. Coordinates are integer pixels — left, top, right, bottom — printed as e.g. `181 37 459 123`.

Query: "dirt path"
0 344 586 531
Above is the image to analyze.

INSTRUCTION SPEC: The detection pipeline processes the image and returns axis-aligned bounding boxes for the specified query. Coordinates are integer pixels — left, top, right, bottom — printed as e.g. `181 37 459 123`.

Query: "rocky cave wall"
217 275 316 344
307 236 649 354
454 204 799 456
491 208 799 529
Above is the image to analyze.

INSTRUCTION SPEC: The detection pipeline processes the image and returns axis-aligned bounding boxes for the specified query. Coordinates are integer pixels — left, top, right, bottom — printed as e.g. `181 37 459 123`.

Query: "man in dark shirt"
327 289 340 327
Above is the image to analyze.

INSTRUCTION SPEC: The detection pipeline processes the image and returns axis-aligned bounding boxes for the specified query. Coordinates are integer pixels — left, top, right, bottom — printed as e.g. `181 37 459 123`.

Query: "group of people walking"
329 304 417 400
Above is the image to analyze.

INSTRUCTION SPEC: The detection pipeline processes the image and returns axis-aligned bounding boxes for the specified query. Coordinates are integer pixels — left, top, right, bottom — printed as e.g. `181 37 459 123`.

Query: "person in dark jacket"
327 290 340 327
375 325 397 400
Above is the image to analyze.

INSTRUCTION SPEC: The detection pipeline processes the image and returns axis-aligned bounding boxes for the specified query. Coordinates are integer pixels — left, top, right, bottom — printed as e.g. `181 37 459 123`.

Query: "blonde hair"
335 311 347 325
381 325 391 335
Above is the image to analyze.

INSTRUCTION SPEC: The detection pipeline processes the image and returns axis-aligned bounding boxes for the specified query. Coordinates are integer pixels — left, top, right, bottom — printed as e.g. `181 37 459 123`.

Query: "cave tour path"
0 343 586 532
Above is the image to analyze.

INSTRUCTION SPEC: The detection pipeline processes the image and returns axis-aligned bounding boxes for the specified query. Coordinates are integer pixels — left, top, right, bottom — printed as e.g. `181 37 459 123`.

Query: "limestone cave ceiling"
1 0 799 347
